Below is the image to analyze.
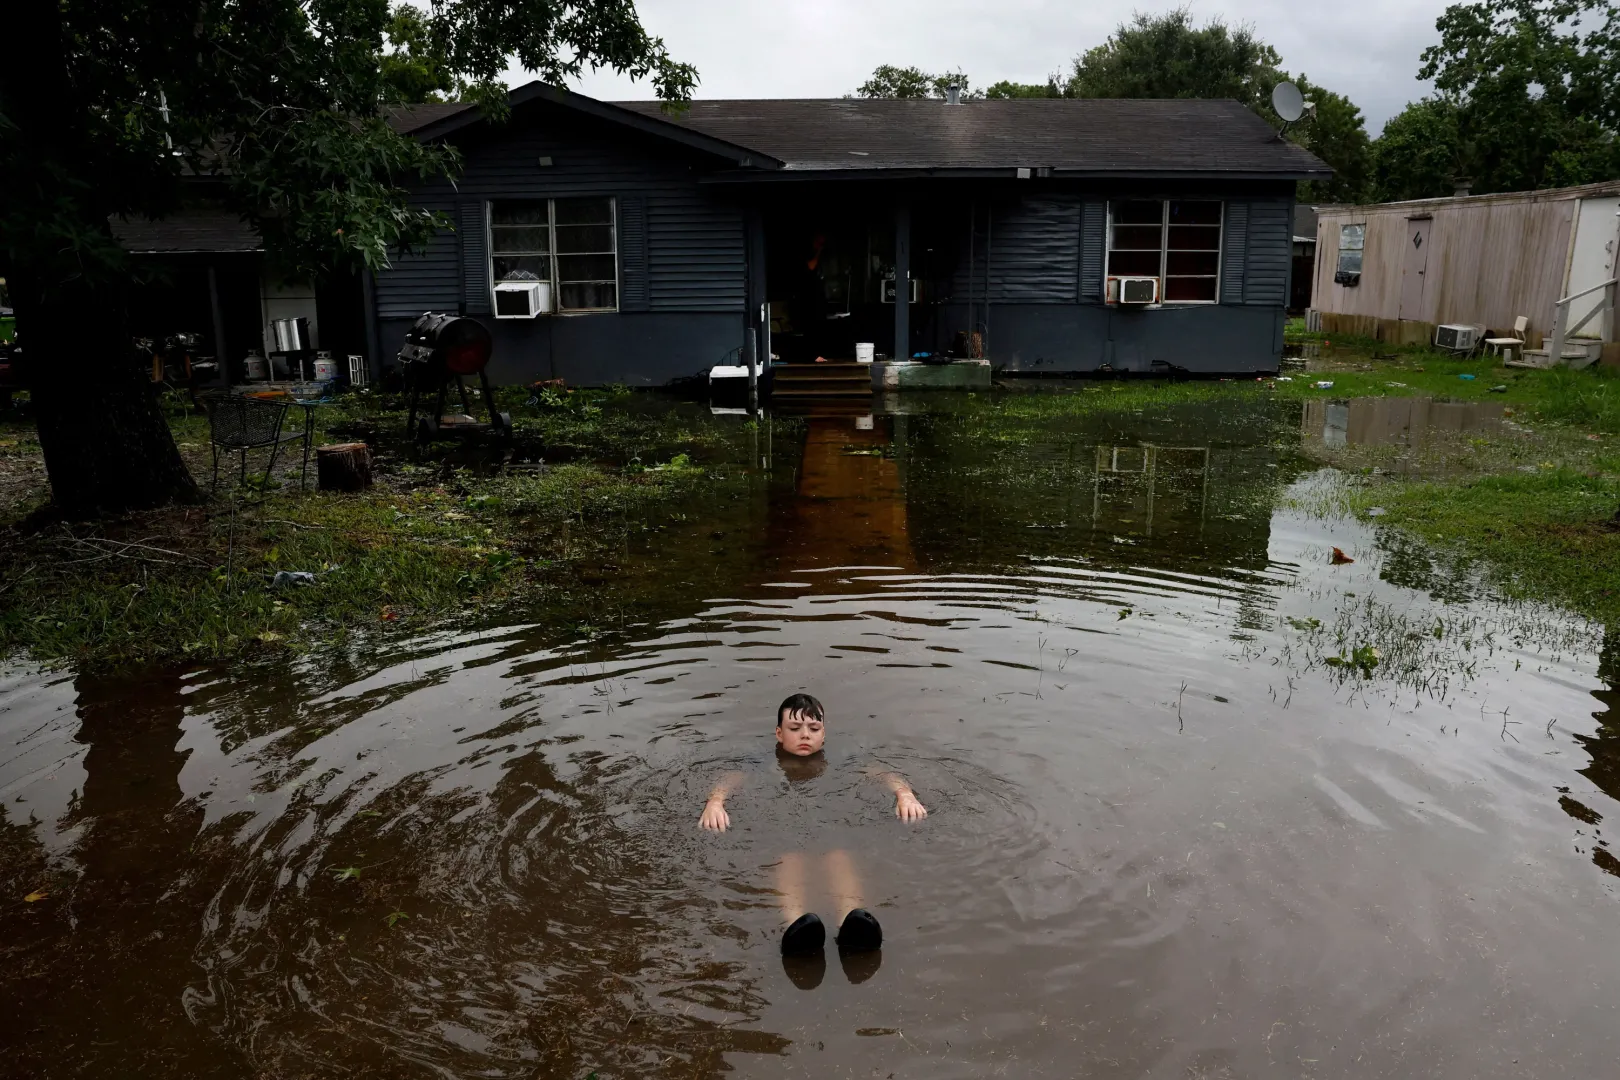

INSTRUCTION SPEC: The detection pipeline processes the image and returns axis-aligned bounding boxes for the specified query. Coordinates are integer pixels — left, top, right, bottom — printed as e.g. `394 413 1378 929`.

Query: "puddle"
3 394 1620 1077
1302 396 1506 449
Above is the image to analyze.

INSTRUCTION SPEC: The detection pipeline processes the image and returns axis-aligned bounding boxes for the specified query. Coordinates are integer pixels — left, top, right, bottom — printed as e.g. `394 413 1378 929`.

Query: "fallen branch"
58 536 210 567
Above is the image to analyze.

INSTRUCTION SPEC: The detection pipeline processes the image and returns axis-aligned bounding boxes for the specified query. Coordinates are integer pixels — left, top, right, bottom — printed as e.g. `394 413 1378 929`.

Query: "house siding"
372 102 1299 381
1242 201 1292 307
987 195 1081 304
647 193 746 311
941 191 1292 373
373 104 747 384
375 201 459 319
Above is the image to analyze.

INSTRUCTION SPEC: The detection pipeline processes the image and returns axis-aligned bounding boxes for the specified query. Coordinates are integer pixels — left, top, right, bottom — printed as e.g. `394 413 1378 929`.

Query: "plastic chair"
202 393 310 491
1485 316 1529 360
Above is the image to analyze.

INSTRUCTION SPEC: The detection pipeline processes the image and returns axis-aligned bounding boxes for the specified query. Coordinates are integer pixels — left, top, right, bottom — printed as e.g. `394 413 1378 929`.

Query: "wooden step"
771 390 874 403
1511 343 1602 370
773 365 869 380
768 362 873 399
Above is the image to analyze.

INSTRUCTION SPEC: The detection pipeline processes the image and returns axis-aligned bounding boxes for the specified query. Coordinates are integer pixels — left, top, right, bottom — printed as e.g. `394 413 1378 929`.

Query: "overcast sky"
522 0 1450 137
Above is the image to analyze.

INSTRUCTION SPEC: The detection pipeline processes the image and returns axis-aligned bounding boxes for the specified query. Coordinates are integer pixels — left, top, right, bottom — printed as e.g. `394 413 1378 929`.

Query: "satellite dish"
1272 81 1305 123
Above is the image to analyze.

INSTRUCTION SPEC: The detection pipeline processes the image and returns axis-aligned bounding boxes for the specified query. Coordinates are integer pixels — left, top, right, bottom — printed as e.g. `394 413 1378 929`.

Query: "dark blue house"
373 83 1329 384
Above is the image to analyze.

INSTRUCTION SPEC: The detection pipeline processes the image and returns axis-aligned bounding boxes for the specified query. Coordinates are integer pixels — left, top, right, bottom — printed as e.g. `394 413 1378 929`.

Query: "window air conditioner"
880 277 920 304
493 281 551 319
1118 277 1159 305
1434 324 1481 352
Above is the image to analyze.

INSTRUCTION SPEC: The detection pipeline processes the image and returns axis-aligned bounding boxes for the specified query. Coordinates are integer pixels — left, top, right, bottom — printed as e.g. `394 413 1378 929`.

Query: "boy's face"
776 708 826 756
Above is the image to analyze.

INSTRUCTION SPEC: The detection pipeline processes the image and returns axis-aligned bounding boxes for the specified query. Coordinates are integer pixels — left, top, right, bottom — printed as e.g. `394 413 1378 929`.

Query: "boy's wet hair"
777 693 824 726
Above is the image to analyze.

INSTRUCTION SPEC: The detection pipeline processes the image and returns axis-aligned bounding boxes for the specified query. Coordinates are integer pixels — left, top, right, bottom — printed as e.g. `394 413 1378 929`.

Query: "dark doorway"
762 196 972 364
764 205 888 363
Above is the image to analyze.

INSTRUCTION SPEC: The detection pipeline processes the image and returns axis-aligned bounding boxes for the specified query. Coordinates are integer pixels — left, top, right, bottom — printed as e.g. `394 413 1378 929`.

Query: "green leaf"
333 866 362 881
384 910 409 928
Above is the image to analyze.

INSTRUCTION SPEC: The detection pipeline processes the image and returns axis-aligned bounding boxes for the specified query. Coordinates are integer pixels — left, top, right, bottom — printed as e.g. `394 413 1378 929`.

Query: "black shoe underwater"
835 908 882 952
782 912 826 955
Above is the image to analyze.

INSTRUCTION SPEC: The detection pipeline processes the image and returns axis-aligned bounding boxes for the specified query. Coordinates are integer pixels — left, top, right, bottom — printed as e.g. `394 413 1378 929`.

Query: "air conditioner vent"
1118 277 1159 305
493 281 551 319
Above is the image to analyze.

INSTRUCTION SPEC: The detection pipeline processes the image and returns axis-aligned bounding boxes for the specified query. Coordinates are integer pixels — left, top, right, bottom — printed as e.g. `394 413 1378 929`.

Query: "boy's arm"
867 767 928 822
699 771 745 831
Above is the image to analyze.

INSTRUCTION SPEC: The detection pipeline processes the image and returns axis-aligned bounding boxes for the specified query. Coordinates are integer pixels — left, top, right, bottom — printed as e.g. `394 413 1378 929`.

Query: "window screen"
487 198 619 312
553 198 618 312
1337 224 1365 275
490 202 551 285
1106 200 1222 302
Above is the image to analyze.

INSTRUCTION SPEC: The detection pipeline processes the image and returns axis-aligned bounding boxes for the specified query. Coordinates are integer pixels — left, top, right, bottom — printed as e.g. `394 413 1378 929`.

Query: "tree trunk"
13 271 202 517
316 442 373 492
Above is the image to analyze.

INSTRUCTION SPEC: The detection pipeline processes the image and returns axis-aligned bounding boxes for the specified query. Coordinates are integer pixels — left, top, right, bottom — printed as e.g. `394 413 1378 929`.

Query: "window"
489 197 618 312
1106 200 1222 303
1335 223 1364 284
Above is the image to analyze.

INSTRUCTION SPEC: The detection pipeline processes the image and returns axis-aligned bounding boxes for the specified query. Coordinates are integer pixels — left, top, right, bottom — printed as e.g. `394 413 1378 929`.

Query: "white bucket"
313 355 340 382
855 342 875 364
244 351 268 380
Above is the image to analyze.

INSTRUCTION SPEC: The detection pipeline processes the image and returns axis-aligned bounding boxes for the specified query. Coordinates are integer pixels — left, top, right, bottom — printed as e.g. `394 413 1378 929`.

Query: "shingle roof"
613 97 1329 178
386 103 474 135
113 209 260 253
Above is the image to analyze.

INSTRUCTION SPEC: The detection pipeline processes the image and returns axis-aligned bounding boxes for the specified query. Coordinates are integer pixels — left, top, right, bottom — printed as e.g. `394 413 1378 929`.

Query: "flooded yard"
5 392 1620 1078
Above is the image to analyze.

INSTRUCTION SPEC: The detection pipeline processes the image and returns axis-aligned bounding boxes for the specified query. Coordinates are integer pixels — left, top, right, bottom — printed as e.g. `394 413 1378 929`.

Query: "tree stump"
316 442 372 492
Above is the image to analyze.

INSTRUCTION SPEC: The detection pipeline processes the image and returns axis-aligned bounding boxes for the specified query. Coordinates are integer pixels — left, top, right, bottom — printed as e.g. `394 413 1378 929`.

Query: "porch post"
207 264 229 388
894 202 911 361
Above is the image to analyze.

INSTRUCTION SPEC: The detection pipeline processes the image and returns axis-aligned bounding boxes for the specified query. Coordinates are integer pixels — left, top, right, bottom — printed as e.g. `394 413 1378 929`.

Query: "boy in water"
699 693 927 955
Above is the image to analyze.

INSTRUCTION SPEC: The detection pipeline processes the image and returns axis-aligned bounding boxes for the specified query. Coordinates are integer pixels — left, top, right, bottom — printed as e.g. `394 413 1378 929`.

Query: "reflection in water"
773 412 913 571
3 392 1620 1078
1301 396 1506 451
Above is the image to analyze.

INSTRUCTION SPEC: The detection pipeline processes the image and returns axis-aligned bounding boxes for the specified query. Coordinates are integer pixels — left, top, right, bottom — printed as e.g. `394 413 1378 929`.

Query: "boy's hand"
700 798 731 831
896 791 928 822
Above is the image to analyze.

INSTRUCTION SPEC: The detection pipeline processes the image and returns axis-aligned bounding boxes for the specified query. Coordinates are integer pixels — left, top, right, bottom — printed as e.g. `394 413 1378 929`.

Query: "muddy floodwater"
6 393 1620 1078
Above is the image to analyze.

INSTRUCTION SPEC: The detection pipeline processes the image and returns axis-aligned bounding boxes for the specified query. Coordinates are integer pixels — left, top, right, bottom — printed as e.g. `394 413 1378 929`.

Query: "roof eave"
409 83 785 170
700 166 1331 184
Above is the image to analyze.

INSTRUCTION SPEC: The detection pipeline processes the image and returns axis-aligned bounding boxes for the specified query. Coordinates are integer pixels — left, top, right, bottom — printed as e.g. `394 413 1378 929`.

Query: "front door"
1399 218 1430 320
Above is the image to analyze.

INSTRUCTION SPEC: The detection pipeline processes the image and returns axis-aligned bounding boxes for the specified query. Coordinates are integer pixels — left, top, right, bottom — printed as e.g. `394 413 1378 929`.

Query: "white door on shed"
1399 218 1430 321
1567 197 1619 341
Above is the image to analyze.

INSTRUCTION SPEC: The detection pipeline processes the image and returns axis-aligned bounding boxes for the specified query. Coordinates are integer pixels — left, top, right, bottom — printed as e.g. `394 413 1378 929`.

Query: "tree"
856 65 975 99
1 0 695 517
1062 7 1282 110
1059 8 1372 202
983 80 1065 99
1291 76 1373 203
1370 98 1466 201
1417 0 1620 193
380 4 458 105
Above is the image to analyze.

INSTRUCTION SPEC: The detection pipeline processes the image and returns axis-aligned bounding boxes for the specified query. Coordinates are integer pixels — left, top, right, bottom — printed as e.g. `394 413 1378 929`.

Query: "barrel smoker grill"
398 313 511 443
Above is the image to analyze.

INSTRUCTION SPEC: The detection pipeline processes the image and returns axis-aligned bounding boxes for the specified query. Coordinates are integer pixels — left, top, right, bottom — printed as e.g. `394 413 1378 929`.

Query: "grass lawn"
0 387 773 668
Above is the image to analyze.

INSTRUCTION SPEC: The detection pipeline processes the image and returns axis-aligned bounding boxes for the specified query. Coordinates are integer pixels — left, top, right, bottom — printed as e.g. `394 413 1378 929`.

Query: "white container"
313 351 339 382
855 342 875 364
244 350 268 381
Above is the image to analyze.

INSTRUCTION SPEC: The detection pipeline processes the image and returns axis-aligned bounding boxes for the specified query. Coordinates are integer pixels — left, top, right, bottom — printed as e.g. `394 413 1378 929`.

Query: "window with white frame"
490 197 618 312
1336 223 1365 278
1107 200 1223 303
